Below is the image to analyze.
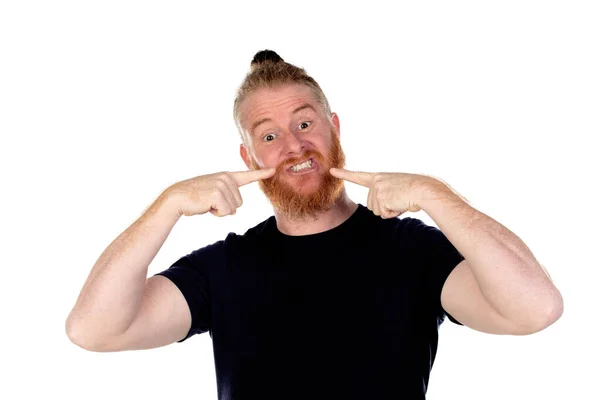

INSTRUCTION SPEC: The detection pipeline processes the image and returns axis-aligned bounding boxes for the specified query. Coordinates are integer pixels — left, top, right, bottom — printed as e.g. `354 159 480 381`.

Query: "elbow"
65 317 97 351
519 291 564 335
542 290 564 328
65 315 115 352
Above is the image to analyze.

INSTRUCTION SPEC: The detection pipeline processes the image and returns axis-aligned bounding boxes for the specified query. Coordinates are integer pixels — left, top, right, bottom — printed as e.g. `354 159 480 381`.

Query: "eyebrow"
250 103 317 136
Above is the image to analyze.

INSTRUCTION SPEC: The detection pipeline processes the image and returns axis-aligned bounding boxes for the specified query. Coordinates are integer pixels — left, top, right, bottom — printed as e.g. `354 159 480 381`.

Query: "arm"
65 192 190 351
65 168 274 352
328 167 563 335
421 183 564 334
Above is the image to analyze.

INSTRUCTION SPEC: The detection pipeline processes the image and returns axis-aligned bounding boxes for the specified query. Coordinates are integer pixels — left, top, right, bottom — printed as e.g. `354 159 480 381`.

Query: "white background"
1 1 598 399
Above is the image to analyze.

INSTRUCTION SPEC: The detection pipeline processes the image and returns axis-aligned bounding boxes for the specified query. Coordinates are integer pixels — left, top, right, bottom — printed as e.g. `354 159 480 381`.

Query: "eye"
263 133 276 142
298 121 311 130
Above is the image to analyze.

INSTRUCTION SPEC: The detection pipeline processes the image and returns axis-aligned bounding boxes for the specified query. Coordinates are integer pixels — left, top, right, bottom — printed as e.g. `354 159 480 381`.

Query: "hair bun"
251 50 284 67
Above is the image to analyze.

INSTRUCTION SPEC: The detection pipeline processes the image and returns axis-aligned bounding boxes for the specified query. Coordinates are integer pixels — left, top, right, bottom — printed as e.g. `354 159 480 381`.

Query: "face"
239 84 346 220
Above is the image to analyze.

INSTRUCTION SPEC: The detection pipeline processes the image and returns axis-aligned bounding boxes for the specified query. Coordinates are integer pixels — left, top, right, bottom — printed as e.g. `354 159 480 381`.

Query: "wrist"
155 189 183 220
417 176 462 212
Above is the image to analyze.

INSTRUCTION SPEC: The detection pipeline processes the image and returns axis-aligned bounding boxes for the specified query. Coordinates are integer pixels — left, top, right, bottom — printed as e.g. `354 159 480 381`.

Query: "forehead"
239 84 322 131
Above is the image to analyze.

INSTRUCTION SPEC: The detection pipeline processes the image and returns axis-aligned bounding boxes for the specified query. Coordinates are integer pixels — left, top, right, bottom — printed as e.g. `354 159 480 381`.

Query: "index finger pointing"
231 168 276 187
329 168 374 187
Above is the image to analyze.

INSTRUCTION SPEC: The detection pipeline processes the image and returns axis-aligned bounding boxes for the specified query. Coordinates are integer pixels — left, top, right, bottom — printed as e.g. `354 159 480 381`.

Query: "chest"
211 239 428 351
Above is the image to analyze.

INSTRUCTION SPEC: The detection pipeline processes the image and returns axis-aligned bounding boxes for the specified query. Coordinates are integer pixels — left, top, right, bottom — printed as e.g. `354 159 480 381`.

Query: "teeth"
291 159 312 172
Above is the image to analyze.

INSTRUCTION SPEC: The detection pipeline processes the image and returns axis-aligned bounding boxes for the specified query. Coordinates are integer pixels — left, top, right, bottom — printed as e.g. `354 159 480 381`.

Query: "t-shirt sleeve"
154 240 224 342
406 217 466 326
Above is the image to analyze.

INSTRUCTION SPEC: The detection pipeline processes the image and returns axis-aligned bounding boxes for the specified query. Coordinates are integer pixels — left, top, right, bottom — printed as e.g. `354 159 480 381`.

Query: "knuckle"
221 172 235 185
215 179 228 190
216 187 229 200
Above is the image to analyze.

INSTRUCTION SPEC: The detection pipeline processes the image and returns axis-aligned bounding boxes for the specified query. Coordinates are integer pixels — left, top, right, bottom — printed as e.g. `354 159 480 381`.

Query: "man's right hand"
165 168 276 217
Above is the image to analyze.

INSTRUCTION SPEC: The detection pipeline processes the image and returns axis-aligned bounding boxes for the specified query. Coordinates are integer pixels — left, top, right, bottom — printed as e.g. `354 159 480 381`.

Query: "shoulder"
207 215 275 253
350 206 433 252
239 215 275 240
181 215 274 265
359 205 429 238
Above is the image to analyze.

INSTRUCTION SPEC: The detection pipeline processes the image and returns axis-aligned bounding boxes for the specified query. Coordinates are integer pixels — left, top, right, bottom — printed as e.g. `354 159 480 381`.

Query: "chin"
287 176 322 192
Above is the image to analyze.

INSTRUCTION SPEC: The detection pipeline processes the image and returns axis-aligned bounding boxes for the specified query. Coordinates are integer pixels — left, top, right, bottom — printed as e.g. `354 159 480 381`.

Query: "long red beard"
251 131 346 221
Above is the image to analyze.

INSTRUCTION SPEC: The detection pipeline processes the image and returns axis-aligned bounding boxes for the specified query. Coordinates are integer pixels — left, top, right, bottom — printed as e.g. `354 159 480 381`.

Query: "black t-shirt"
156 203 465 399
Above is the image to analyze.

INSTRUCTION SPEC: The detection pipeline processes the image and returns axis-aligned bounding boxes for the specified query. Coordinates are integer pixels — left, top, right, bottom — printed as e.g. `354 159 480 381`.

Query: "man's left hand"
329 167 451 219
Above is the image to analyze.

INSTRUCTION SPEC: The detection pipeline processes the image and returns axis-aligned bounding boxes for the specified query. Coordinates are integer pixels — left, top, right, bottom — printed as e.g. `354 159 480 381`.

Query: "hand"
330 168 435 219
165 168 276 217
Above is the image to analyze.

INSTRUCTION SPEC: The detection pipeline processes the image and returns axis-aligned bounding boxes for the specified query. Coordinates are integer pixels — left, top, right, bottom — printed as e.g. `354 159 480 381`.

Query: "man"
66 50 563 399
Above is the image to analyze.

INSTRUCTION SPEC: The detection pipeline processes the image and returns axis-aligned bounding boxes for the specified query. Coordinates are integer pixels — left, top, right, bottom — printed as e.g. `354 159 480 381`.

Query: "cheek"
250 149 277 169
259 142 290 166
319 139 332 155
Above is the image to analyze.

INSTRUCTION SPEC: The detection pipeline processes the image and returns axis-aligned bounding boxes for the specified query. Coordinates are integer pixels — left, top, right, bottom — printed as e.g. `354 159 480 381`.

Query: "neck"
272 188 358 236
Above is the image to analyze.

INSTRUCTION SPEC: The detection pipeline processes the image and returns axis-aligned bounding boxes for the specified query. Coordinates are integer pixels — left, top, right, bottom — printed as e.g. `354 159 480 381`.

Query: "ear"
331 112 341 136
240 143 253 170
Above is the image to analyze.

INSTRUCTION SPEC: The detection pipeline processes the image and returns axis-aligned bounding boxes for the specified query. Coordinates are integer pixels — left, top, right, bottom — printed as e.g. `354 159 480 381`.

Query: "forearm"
66 191 181 347
420 181 563 329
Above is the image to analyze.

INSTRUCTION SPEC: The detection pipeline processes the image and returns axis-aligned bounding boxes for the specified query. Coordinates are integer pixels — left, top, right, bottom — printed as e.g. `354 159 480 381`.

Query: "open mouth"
287 157 318 174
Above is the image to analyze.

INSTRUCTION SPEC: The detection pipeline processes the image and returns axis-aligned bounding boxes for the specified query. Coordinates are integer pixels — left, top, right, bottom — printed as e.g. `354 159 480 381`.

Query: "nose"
282 131 306 155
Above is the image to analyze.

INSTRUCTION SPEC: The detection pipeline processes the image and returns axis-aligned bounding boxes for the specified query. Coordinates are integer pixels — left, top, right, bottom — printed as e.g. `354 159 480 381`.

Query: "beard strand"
251 130 346 221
